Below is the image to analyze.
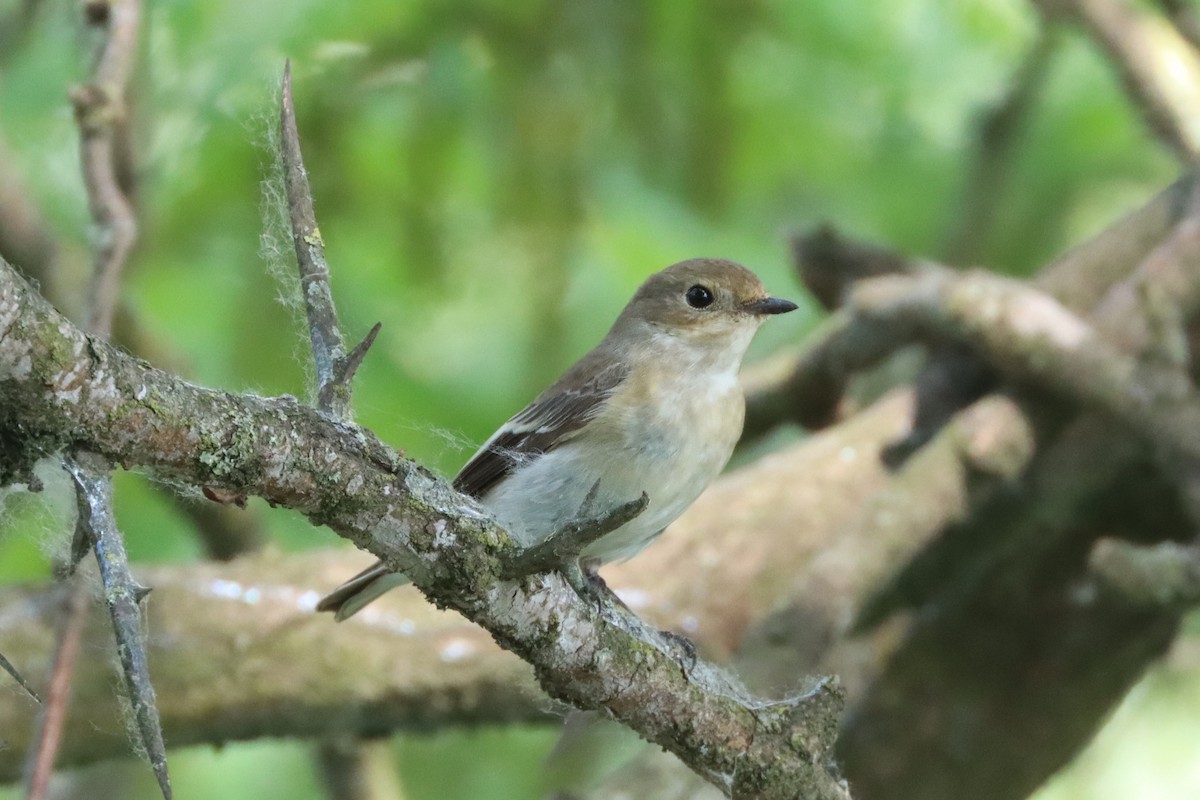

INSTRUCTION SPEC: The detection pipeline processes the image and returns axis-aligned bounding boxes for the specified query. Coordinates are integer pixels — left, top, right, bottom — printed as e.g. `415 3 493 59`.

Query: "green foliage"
0 0 1188 798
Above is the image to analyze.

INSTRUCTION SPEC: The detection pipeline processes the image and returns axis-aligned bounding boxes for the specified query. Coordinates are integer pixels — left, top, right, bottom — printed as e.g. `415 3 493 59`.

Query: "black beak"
742 296 799 316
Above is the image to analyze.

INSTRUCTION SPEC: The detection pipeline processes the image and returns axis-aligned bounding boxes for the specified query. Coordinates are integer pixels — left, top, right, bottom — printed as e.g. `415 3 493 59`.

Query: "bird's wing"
453 357 630 499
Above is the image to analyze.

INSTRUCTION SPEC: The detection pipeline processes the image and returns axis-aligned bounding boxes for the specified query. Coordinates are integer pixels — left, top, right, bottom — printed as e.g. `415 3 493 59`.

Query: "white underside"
482 336 748 564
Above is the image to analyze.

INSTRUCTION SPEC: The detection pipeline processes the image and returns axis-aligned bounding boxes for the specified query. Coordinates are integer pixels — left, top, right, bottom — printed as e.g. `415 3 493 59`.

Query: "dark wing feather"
452 357 629 499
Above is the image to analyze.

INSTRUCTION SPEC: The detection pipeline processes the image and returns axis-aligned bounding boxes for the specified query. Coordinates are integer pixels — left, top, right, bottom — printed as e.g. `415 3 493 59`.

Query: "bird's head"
612 259 797 365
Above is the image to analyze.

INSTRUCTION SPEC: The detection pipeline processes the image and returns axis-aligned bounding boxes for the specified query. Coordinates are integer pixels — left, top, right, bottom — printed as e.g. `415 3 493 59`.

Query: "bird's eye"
685 284 714 309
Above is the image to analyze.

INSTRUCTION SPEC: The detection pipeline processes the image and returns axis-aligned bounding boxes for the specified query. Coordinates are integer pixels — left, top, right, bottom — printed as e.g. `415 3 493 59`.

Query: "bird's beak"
742 296 799 316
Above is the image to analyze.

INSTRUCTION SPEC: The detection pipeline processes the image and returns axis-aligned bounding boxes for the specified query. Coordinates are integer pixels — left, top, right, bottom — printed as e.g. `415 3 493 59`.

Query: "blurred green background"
0 0 1195 798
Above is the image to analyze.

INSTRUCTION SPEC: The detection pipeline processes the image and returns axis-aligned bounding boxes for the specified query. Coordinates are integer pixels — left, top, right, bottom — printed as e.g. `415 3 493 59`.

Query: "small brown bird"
319 258 797 619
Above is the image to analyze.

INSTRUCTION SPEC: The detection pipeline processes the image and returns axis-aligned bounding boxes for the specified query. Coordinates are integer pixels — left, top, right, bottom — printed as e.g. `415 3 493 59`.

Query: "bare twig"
1037 0 1200 160
319 322 381 413
22 579 87 800
0 652 39 704
70 0 141 339
1155 0 1200 56
64 455 170 799
279 61 355 419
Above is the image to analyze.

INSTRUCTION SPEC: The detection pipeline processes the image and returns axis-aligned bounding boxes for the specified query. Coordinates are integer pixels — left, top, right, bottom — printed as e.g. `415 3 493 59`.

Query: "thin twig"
70 0 141 339
280 61 354 419
0 652 40 704
64 455 170 799
22 580 87 800
1037 0 1199 161
1155 0 1200 56
319 322 381 413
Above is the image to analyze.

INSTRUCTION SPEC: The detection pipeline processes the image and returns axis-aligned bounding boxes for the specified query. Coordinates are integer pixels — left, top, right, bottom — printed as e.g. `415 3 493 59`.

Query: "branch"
845 267 1200 468
69 0 141 339
20 581 85 799
1156 0 1200 55
1037 0 1200 160
0 258 848 800
748 169 1200 448
63 454 169 797
279 62 355 419
0 551 548 781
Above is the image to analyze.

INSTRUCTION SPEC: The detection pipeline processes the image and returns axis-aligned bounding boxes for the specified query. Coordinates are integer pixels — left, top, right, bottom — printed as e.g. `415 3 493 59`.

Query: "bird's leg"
561 558 622 612
561 560 593 600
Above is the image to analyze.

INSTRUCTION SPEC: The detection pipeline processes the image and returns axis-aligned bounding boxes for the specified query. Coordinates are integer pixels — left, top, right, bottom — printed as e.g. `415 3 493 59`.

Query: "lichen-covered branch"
846 267 1200 465
0 257 848 800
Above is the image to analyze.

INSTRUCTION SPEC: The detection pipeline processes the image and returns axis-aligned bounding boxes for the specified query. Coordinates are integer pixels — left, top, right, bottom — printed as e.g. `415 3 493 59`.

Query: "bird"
317 258 797 620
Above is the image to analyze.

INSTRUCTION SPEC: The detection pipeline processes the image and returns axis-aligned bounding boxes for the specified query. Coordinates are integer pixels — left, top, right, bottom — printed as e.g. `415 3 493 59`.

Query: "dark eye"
685 284 714 309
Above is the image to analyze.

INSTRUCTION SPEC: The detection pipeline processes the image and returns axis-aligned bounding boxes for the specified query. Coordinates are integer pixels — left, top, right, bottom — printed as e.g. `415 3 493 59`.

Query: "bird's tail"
316 560 411 621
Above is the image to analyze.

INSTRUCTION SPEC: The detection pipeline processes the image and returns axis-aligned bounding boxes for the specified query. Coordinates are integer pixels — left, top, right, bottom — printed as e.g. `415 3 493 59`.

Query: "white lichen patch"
429 518 455 549
54 381 83 405
345 474 364 495
4 347 33 379
488 575 599 657
51 345 92 405
90 368 120 403
0 287 19 334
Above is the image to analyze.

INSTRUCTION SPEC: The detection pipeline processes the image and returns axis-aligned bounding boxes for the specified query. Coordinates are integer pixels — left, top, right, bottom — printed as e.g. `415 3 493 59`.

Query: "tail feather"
316 560 411 621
